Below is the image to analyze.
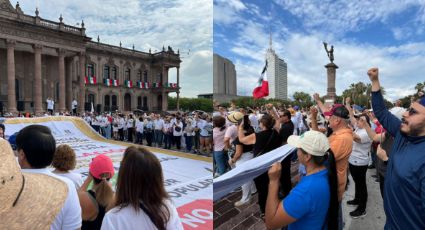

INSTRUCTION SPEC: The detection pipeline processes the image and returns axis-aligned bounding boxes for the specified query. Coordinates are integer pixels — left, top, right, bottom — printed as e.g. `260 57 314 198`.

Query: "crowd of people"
1 124 184 229
82 111 213 155
0 107 214 156
213 67 425 229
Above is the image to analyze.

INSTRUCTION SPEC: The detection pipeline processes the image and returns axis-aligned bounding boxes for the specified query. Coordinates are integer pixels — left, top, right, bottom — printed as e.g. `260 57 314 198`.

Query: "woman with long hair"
238 113 282 217
213 115 227 176
101 146 183 230
265 131 339 230
79 154 115 230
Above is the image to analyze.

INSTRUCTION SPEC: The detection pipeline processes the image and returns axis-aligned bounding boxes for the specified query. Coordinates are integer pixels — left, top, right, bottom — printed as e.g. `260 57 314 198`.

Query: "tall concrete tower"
266 33 288 100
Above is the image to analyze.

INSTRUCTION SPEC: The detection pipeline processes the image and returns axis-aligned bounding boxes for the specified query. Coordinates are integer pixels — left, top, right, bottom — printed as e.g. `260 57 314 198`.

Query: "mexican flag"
85 76 96 84
137 81 149 88
125 80 132 88
104 78 111 86
153 82 160 88
252 60 269 99
112 79 119 86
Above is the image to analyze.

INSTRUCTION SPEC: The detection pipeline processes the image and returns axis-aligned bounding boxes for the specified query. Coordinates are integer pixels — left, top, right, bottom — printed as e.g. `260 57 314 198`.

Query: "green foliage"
168 97 213 112
341 81 385 107
293 92 314 108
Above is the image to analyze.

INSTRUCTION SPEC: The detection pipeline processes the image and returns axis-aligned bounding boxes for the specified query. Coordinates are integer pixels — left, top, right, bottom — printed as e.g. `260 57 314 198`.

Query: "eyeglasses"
407 107 418 116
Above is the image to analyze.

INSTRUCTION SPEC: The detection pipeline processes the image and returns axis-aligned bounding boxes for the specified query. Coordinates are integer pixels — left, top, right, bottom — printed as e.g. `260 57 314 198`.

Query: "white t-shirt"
52 171 83 190
127 118 135 129
136 120 144 133
154 119 164 130
349 128 372 166
101 200 183 230
224 124 238 144
173 122 183 136
72 100 78 110
47 99 54 110
22 168 82 230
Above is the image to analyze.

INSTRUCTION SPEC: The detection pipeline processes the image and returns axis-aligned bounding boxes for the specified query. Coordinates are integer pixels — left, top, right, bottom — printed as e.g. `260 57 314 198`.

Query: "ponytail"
93 177 115 210
325 149 339 230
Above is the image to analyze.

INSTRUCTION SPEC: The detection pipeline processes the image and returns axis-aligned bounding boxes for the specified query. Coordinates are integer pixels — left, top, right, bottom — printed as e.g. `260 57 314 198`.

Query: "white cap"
287 131 330 156
389 107 406 120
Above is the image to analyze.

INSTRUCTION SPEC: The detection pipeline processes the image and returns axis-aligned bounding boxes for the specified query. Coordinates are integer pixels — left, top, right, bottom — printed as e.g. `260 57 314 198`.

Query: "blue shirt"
372 91 425 230
283 169 330 230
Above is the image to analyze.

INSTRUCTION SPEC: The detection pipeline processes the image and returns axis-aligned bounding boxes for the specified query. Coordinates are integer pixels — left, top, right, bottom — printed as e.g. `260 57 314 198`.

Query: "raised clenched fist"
367 67 379 82
313 93 320 102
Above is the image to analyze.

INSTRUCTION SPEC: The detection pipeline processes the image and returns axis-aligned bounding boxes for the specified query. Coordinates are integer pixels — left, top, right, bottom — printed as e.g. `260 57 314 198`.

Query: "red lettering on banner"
177 199 212 229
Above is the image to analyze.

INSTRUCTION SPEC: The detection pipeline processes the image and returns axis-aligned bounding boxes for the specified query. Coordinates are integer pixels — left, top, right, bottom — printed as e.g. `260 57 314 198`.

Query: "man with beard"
368 67 425 229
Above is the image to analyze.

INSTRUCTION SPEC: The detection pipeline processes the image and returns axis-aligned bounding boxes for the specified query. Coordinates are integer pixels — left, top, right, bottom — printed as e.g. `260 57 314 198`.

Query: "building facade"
0 0 181 115
213 53 239 103
266 37 287 100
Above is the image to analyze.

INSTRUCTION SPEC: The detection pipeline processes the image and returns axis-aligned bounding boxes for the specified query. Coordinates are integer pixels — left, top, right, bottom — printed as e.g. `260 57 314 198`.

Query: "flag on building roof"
252 60 269 99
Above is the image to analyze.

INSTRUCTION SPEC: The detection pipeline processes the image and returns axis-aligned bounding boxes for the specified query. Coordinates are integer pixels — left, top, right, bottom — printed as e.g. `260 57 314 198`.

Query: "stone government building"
0 0 181 115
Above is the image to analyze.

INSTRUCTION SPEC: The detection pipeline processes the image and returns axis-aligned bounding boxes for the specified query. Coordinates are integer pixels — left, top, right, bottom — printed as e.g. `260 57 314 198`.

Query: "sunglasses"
407 107 418 116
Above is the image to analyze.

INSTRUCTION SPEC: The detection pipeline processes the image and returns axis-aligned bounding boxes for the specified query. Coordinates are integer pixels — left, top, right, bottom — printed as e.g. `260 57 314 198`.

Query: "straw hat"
227 111 243 124
0 138 67 229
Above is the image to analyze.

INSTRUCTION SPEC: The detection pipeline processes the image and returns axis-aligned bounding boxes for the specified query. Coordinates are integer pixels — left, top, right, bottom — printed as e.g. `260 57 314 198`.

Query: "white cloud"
273 0 425 38
14 0 212 97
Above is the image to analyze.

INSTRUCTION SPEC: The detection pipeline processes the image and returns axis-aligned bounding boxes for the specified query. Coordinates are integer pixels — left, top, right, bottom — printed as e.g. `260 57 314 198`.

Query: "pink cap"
89 154 114 179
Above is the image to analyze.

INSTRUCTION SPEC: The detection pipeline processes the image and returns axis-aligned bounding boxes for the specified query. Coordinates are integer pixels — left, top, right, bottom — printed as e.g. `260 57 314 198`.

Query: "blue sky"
12 0 212 98
214 0 425 101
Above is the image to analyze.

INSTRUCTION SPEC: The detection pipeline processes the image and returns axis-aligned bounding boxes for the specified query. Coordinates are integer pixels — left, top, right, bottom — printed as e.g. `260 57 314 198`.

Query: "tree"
293 92 313 108
167 97 213 112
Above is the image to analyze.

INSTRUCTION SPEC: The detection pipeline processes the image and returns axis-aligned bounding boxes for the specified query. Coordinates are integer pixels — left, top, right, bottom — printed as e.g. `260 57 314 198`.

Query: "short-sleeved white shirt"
22 168 82 230
101 200 183 230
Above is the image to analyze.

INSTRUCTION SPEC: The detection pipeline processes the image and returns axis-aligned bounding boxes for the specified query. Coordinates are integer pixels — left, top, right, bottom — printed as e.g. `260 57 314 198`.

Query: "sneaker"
234 198 251 207
350 209 367 219
346 199 359 206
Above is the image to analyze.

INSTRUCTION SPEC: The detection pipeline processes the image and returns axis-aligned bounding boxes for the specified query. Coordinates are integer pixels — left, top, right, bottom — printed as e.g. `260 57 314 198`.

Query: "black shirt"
253 129 281 157
279 121 294 145
233 128 254 153
81 190 107 230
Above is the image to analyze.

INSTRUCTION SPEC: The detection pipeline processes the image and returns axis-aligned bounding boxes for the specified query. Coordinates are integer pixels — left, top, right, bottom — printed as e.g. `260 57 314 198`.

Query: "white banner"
4 117 213 230
213 144 296 201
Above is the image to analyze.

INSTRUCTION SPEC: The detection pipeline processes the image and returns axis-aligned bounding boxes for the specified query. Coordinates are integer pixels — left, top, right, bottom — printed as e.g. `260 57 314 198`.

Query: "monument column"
79 52 86 115
325 63 338 102
58 49 66 113
33 44 43 115
176 66 180 111
6 40 17 114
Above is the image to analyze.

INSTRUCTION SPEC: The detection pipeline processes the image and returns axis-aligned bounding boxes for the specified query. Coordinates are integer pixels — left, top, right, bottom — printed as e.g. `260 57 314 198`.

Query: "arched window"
143 96 148 110
137 96 142 109
137 70 142 82
103 65 110 79
124 93 131 111
104 95 110 111
143 71 148 82
87 64 95 77
125 68 131 81
112 67 117 80
111 95 117 111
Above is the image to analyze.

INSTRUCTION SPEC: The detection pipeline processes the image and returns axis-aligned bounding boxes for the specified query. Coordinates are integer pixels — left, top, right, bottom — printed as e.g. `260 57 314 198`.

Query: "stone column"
162 91 167 111
33 44 43 115
65 57 73 111
325 63 338 102
176 66 180 111
6 40 17 114
79 52 86 114
58 49 66 113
